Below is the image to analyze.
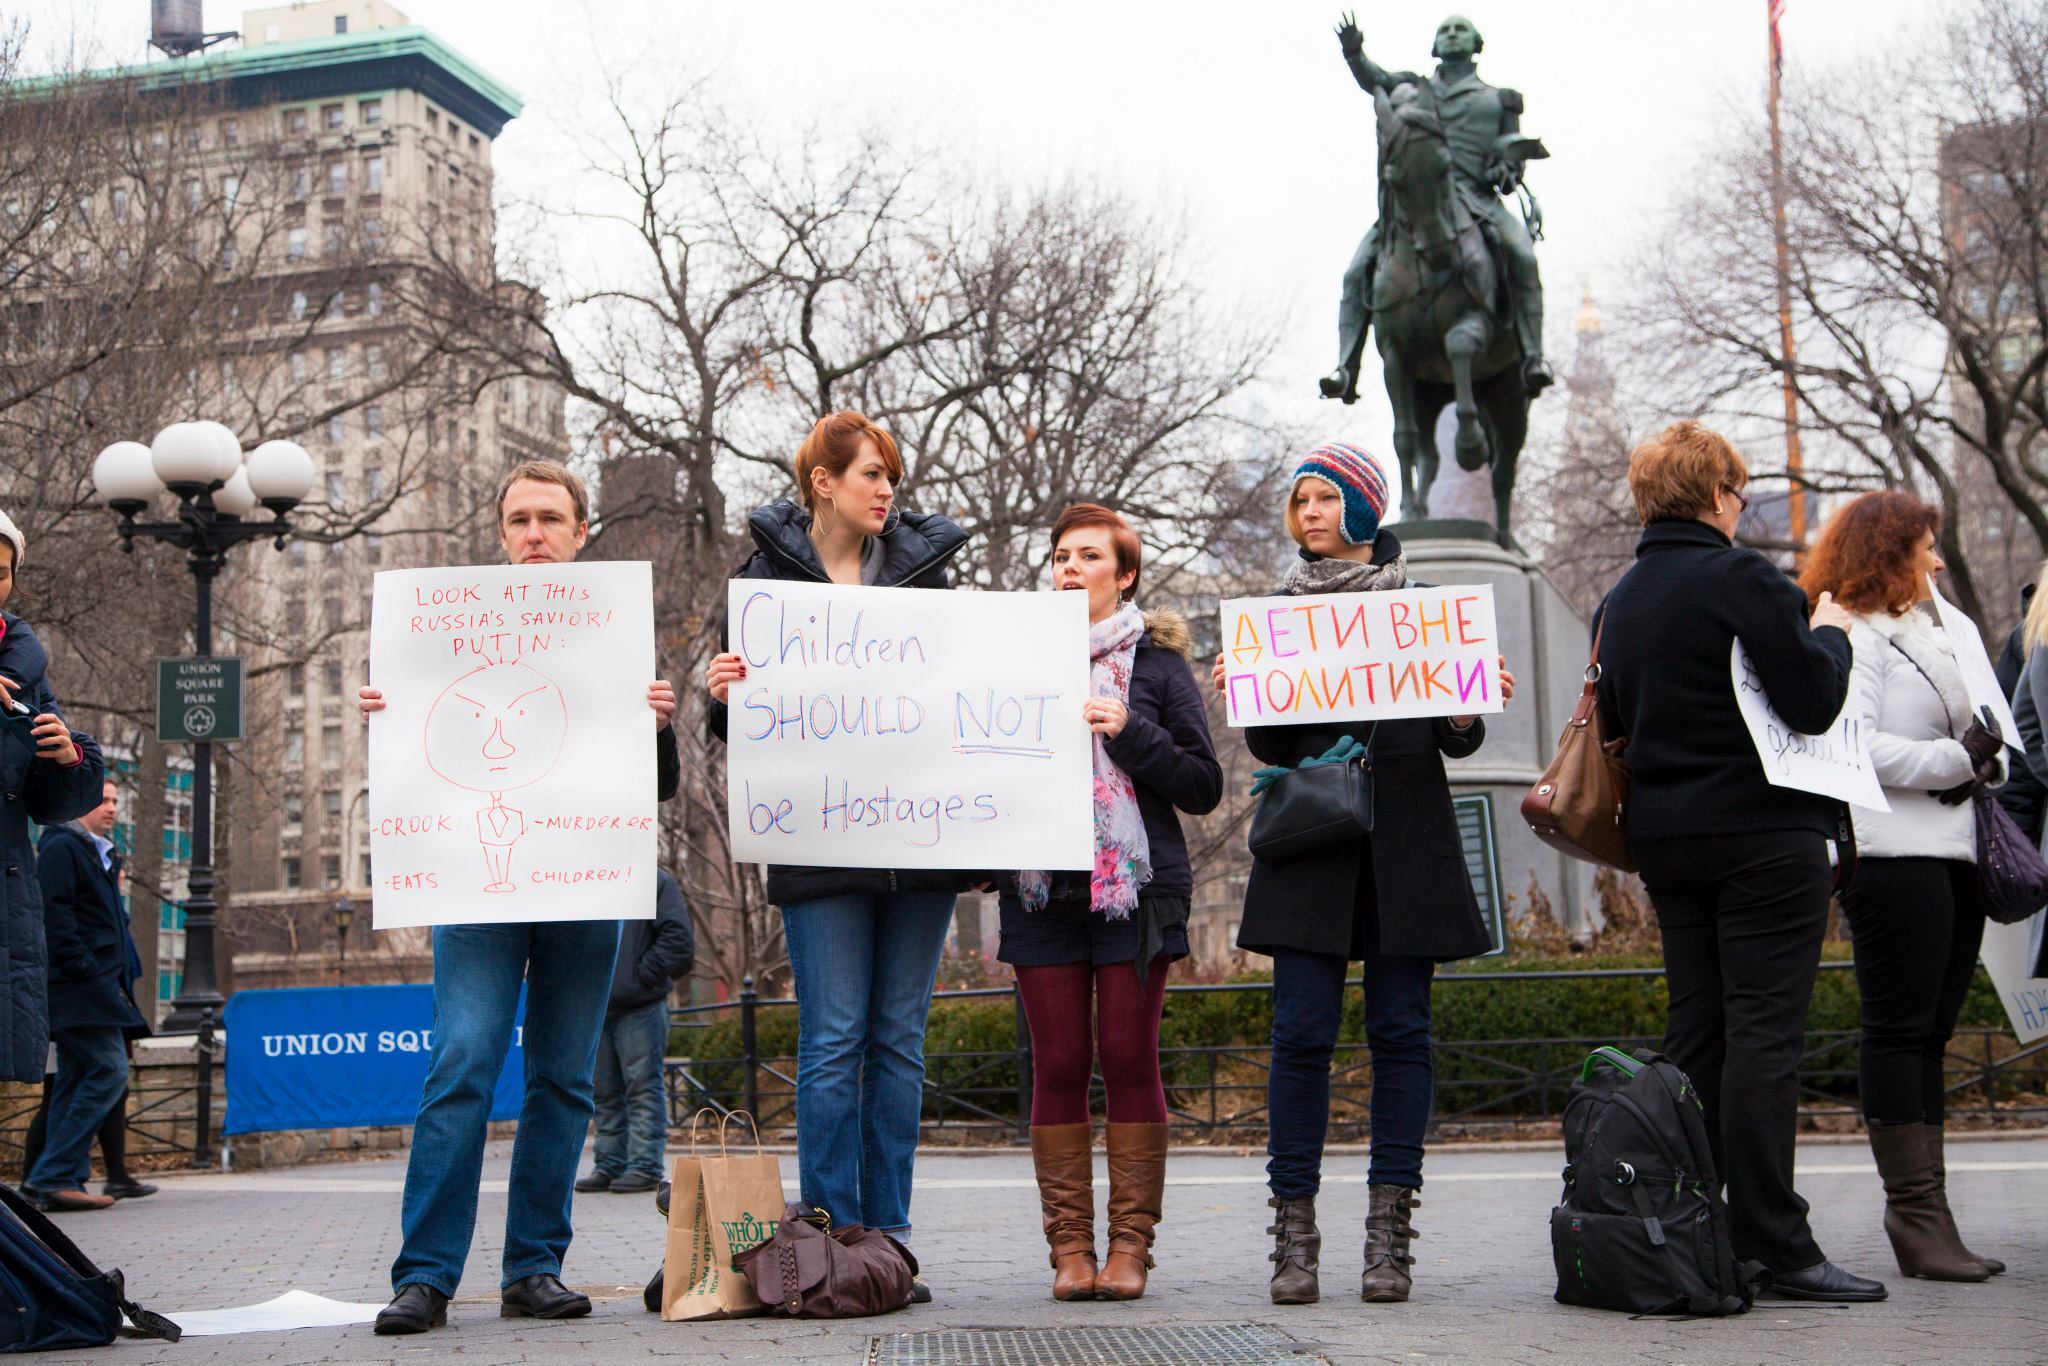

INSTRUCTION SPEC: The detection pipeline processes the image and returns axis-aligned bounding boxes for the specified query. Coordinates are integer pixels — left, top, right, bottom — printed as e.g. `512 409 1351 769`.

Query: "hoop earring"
881 505 901 536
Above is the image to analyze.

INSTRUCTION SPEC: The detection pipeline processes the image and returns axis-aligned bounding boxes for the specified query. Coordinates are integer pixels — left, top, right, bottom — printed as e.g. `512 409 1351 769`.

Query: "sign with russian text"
1731 639 1889 811
724 580 1092 870
368 561 657 929
1218 585 1503 727
1930 578 2024 753
223 985 525 1135
157 656 244 743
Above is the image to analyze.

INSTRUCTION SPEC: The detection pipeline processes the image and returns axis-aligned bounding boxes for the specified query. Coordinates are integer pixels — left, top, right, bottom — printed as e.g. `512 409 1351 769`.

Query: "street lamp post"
332 895 354 984
92 423 315 1033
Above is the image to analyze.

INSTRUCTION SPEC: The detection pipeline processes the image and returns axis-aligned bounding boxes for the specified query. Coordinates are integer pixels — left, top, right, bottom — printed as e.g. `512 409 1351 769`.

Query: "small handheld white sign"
1731 639 1890 811
1928 577 2023 753
1980 916 2048 1044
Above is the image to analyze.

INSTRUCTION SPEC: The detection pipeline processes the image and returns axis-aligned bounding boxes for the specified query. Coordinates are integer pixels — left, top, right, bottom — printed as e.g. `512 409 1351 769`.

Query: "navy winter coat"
37 823 146 1036
0 613 107 1081
708 499 981 906
608 869 695 1017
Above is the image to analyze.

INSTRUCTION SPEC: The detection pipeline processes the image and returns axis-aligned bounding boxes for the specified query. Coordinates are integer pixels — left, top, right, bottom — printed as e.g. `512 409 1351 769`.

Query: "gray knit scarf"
1282 549 1408 597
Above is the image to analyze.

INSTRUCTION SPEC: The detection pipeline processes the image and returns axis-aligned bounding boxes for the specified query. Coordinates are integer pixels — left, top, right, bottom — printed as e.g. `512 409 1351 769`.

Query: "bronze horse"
1371 84 1543 532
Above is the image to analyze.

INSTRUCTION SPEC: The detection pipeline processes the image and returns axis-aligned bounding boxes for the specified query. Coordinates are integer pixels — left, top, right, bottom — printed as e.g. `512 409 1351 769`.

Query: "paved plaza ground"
52 1133 2048 1364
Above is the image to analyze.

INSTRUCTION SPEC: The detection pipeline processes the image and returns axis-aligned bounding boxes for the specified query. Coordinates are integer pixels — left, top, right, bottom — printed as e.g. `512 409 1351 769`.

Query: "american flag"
1769 0 1788 75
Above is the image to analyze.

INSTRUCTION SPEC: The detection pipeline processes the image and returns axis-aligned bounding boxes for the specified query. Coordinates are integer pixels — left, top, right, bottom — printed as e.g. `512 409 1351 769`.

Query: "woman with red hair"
1801 491 2007 1283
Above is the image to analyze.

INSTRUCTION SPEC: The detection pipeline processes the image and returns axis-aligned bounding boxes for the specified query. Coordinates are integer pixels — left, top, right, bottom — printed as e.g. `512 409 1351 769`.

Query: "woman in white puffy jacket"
1802 491 2006 1285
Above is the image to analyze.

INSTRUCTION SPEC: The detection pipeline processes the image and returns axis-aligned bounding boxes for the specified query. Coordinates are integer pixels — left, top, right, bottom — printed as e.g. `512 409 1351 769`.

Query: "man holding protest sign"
1209 442 1514 1308
360 460 680 1335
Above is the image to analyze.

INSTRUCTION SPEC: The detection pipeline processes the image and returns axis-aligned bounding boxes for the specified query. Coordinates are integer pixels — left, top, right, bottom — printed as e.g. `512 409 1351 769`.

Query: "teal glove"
1249 735 1368 796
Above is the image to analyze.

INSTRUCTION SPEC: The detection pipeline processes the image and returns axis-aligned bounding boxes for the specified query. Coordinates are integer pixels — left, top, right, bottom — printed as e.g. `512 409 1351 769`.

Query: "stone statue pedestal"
1401 525 1598 937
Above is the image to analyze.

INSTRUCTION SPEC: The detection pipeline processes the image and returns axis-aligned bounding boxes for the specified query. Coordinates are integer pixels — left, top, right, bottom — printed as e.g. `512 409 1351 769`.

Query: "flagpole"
1768 0 1808 557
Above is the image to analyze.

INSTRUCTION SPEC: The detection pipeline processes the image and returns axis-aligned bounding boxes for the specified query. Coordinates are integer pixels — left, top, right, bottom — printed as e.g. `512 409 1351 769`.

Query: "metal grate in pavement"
868 1324 1325 1366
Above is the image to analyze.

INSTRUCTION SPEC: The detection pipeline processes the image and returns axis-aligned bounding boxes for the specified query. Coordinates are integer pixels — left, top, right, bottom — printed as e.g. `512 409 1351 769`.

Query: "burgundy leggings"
1016 960 1171 1126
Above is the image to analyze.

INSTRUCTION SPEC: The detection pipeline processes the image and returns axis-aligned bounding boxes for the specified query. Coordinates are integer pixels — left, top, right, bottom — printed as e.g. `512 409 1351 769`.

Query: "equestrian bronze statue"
1321 13 1550 532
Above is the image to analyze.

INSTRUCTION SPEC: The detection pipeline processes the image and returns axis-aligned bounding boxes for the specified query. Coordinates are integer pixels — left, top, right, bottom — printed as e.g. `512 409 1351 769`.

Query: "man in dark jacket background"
25 778 146 1211
576 869 693 1195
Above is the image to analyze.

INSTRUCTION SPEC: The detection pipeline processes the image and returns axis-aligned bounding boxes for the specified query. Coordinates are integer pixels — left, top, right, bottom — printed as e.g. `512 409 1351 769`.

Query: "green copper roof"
52 25 522 133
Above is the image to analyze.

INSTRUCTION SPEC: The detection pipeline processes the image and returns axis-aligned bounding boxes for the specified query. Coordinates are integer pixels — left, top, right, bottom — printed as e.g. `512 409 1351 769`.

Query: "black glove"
1934 780 1980 807
1959 707 2003 769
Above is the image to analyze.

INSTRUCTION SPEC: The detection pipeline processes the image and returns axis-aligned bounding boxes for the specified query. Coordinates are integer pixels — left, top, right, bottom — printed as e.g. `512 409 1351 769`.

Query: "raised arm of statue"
1335 11 1395 93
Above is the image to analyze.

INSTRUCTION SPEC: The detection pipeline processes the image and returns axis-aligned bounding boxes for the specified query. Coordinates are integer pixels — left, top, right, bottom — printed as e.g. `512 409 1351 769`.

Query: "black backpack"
1551 1047 1761 1317
0 1184 180 1352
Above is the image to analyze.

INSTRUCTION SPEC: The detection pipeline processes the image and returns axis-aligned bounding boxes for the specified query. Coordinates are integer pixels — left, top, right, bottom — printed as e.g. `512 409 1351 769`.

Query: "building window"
324 659 343 694
287 227 306 262
334 15 348 33
287 663 304 697
363 154 383 193
366 466 386 500
366 283 383 317
323 222 344 256
427 108 439 133
469 133 481 155
326 416 345 445
326 470 345 502
323 789 342 820
324 593 343 629
326 160 346 195
286 109 307 135
221 175 240 209
327 348 345 380
285 792 303 826
366 534 383 565
111 188 128 219
363 218 384 254
288 539 306 568
287 595 306 630
365 406 383 438
360 853 372 885
285 728 304 766
321 725 342 767
283 856 302 889
360 99 381 124
323 105 343 131
289 291 308 321
221 117 238 146
290 351 307 382
365 344 384 378
186 126 202 150
323 855 342 890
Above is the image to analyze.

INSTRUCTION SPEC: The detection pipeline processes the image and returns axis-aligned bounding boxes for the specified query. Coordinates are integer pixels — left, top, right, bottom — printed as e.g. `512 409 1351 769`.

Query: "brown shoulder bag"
1521 620 1635 871
730 1202 917 1319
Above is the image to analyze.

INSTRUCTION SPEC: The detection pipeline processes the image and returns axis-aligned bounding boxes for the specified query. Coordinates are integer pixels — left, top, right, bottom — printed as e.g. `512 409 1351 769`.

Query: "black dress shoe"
103 1177 158 1200
609 1172 658 1195
501 1273 592 1319
572 1171 612 1193
374 1284 449 1335
1765 1260 1888 1302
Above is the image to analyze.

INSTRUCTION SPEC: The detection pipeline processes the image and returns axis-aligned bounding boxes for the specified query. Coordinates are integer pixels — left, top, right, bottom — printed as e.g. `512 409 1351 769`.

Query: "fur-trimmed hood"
1853 604 1971 734
1141 608 1194 661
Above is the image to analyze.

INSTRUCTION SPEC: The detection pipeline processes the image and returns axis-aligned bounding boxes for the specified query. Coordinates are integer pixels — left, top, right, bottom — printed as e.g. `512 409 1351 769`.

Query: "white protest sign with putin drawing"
368 561 658 929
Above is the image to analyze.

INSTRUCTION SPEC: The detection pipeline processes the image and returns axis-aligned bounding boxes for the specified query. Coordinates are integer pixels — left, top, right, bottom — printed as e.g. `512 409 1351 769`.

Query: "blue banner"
223 985 525 1135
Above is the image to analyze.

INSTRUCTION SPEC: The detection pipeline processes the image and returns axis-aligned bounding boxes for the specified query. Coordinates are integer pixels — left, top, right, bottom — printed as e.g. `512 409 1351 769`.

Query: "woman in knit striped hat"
1209 441 1514 1308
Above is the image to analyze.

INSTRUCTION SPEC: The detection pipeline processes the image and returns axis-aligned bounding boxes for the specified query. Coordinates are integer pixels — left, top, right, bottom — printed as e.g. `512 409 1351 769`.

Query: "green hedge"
672 956 2015 1124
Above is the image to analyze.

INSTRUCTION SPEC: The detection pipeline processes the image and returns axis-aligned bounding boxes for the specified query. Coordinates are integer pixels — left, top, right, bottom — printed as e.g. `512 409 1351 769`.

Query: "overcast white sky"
26 0 1939 469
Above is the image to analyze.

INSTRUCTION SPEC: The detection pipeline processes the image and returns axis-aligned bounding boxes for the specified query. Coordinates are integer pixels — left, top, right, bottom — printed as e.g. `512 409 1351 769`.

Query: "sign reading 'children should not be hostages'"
367 561 658 929
723 580 1093 870
1216 584 1506 728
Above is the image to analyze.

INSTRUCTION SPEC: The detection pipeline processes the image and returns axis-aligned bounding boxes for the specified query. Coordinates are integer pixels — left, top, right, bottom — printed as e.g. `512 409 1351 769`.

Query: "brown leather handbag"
1521 622 1635 871
730 1202 917 1319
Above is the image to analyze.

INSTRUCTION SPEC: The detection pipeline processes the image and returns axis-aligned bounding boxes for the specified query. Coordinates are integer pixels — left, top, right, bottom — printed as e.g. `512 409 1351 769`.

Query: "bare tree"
1629 0 2048 630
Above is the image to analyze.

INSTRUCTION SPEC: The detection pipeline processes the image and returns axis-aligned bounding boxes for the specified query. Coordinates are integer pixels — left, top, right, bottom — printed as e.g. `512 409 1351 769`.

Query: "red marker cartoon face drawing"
425 661 567 795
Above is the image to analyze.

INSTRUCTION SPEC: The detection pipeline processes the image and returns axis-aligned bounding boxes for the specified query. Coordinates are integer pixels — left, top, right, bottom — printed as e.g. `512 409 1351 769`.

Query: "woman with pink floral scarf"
1001 503 1222 1304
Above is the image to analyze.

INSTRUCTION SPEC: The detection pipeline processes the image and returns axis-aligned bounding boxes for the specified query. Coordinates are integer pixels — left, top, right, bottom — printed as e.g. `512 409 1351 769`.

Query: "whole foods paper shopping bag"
661 1112 773 1320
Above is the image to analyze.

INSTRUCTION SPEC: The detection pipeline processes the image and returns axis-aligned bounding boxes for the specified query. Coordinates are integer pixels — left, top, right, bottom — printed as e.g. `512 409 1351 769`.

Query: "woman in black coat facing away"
1210 443 1513 1307
1593 420 1882 1303
1000 503 1221 1304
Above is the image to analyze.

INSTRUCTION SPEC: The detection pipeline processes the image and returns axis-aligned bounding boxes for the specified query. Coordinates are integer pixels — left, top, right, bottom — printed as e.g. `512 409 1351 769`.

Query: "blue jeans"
391 919 620 1296
25 1026 128 1192
1266 944 1436 1197
588 999 671 1180
781 892 955 1236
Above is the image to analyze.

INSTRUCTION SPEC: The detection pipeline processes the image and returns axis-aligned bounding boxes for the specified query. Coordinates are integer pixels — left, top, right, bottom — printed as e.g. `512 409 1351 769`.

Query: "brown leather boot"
1867 1121 1988 1282
1360 1184 1419 1303
1095 1122 1166 1300
1266 1193 1321 1305
1926 1123 2004 1275
1029 1124 1098 1301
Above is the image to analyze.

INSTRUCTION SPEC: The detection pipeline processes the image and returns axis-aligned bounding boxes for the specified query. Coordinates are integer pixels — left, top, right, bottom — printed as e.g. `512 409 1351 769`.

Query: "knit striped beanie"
1290 442 1390 546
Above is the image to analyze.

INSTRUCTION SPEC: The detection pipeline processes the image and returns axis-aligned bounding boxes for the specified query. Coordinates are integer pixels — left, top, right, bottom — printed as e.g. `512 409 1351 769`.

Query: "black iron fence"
662 966 2048 1141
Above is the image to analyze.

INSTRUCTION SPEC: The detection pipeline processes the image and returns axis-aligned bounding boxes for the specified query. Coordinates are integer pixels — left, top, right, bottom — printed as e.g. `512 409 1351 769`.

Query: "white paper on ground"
1981 914 2048 1045
148 1289 385 1337
1929 577 2024 753
1730 640 1890 811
